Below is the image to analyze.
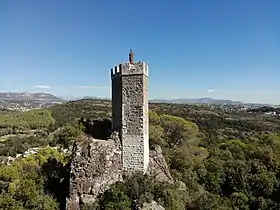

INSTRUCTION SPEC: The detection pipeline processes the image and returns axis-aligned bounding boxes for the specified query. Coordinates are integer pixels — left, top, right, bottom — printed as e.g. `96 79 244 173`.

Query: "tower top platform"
111 61 148 79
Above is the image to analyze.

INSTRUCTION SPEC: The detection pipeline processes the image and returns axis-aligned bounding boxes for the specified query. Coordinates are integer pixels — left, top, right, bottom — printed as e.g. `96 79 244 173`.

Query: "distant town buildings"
0 100 62 112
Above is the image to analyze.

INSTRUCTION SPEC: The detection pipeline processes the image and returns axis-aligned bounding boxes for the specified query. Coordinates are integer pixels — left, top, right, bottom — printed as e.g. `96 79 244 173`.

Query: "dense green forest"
1 99 280 209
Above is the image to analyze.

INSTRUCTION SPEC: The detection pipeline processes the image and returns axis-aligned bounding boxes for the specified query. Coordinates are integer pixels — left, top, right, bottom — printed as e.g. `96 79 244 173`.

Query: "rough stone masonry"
111 50 149 173
66 51 172 209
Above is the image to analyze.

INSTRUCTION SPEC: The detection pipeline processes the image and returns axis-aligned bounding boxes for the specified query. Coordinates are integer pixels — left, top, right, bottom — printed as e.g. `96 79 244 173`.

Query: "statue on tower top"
129 49 134 64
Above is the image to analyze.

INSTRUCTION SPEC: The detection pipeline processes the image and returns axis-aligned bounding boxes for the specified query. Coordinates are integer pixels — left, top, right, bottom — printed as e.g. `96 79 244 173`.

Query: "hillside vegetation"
0 99 280 209
0 110 54 128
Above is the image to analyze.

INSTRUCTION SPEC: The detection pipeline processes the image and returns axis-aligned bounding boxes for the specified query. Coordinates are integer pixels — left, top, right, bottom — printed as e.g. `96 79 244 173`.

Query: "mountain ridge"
0 92 268 105
0 92 64 102
74 97 245 105
149 98 243 105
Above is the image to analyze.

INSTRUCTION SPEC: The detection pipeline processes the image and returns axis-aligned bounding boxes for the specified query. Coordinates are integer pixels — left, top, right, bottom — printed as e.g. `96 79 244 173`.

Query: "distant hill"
72 96 111 101
0 92 64 102
73 96 243 105
149 98 243 105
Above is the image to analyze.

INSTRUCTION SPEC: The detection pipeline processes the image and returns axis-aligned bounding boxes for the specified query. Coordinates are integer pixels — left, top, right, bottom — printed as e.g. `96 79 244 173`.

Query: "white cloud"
75 85 108 90
208 89 215 93
34 85 51 89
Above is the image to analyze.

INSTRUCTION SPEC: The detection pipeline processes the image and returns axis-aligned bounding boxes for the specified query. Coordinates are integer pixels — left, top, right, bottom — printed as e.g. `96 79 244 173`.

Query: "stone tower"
111 50 149 173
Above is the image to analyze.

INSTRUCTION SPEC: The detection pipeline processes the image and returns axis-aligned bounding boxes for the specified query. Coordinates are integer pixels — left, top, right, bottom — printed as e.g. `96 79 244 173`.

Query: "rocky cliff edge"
66 134 172 210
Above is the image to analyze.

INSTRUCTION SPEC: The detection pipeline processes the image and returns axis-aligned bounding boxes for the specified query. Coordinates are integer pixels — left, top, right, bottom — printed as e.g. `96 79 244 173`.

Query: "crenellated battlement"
111 61 148 79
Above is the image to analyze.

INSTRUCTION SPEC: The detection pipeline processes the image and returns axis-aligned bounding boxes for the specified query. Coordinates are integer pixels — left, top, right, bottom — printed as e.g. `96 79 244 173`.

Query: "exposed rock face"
141 201 165 210
147 146 173 184
66 136 123 210
66 138 172 210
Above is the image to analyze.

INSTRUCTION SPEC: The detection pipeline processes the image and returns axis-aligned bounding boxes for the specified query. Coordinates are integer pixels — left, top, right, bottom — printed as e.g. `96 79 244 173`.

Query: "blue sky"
0 0 279 104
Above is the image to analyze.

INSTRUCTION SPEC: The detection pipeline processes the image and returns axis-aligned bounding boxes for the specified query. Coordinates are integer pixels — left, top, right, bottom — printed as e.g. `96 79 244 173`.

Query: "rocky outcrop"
140 201 165 210
147 146 173 184
66 136 172 210
66 136 123 210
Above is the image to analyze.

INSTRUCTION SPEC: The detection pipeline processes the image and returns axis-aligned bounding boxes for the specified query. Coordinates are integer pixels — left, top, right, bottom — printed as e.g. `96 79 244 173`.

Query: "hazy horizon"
0 90 276 105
